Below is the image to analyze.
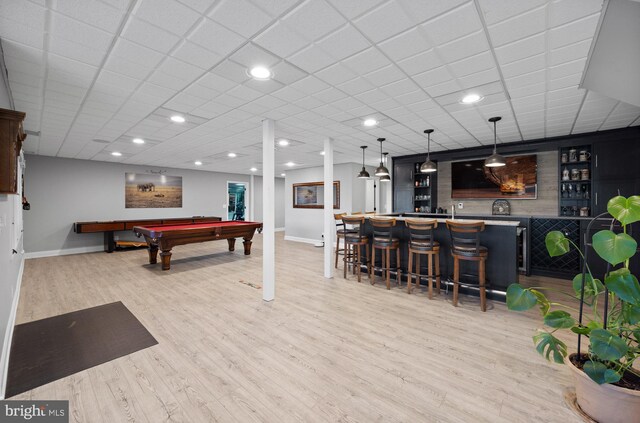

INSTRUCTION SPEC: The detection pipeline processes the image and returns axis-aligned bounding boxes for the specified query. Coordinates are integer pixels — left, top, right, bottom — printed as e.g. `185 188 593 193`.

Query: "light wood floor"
13 232 583 422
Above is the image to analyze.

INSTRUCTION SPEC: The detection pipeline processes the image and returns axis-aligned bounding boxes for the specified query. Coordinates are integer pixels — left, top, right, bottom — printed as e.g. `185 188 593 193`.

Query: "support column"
323 137 334 279
249 174 255 221
262 119 275 301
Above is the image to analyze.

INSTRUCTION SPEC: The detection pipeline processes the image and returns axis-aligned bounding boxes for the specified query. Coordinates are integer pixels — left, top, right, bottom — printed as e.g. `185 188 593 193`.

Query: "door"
227 182 248 221
393 160 414 213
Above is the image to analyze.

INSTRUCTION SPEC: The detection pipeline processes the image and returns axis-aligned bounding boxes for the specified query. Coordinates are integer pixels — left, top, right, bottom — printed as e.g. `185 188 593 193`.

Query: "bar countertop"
354 213 521 227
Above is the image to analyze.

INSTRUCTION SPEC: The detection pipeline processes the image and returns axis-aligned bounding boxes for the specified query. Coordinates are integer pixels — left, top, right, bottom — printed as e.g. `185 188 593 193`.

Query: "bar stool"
342 215 370 282
334 213 357 268
370 217 401 290
445 220 488 312
405 219 440 299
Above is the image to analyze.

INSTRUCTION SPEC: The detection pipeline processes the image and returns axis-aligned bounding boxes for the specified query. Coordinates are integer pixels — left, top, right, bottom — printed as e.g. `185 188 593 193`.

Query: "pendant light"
358 146 370 178
484 116 506 167
380 152 391 182
420 129 437 173
374 138 389 176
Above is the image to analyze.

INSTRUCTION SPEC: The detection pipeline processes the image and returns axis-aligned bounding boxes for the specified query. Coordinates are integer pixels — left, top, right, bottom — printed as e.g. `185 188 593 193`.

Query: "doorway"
227 182 248 221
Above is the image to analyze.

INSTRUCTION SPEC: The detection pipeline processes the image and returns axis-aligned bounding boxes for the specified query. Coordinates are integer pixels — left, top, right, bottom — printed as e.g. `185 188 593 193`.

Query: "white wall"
0 63 24 398
284 163 373 243
252 176 285 229
24 155 285 255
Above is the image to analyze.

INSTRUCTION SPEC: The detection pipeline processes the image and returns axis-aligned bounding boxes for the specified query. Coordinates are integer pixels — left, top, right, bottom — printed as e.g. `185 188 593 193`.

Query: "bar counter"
353 214 520 300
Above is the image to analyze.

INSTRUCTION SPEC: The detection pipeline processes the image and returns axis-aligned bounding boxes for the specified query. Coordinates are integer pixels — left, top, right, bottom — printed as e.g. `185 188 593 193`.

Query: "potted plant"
506 195 640 423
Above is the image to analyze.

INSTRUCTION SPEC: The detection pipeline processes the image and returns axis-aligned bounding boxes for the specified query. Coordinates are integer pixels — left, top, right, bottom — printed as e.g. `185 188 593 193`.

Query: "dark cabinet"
593 138 640 214
530 218 581 278
0 108 26 194
392 157 438 213
559 145 592 217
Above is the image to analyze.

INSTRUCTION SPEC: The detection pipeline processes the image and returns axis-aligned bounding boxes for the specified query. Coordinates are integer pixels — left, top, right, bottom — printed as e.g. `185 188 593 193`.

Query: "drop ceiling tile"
413 66 455 88
342 47 391 75
353 1 414 43
500 53 545 79
477 0 547 26
209 0 273 38
54 0 125 33
112 38 165 68
247 0 301 18
380 78 420 97
423 79 462 98
172 41 223 70
487 5 545 47
549 39 591 67
420 2 482 46
436 31 489 64
271 61 307 85
229 42 281 69
448 51 495 78
271 86 308 102
317 24 370 61
549 14 600 49
396 49 443 76
287 44 336 73
377 28 432 62
51 12 115 50
282 0 346 41
314 63 358 86
243 78 285 94
363 64 405 87
198 72 238 92
188 19 246 56
549 0 603 28
326 0 386 19
121 16 182 54
156 57 204 82
494 32 545 65
211 60 251 84
337 77 375 96
290 76 331 95
548 72 582 91
134 0 201 36
548 58 587 80
312 87 349 103
48 37 106 67
0 18 44 49
0 0 46 29
227 84 264 102
253 21 310 58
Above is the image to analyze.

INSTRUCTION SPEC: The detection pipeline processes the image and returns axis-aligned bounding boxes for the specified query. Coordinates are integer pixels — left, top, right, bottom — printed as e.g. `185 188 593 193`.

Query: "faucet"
451 204 455 219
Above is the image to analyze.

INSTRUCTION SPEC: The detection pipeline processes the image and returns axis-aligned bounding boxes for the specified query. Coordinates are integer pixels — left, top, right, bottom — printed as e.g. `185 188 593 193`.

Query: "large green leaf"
544 310 575 329
583 360 621 385
607 195 640 226
506 284 537 311
545 231 570 257
572 273 604 297
592 230 637 266
589 328 628 361
533 331 567 364
530 289 550 315
624 304 640 325
605 268 640 305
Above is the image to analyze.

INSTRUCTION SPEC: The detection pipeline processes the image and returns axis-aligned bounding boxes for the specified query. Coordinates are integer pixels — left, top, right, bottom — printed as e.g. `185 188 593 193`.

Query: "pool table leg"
243 238 252 255
227 238 236 251
148 244 158 264
160 250 172 270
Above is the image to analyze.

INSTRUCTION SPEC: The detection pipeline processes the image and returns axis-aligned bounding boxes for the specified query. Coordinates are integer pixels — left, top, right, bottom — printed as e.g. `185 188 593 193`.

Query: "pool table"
133 221 263 270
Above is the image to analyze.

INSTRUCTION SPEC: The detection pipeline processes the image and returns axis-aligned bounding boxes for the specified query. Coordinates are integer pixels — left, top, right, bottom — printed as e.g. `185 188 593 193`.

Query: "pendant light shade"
484 116 506 168
420 129 437 173
380 152 391 181
374 138 389 176
358 146 370 178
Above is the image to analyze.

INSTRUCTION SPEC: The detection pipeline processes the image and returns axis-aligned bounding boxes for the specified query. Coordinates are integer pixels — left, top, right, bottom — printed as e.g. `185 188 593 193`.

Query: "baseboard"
275 227 285 232
0 257 24 400
25 245 104 259
284 235 322 245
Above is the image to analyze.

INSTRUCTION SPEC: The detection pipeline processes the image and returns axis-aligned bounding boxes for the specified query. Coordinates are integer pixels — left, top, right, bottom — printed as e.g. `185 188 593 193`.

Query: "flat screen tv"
451 154 537 199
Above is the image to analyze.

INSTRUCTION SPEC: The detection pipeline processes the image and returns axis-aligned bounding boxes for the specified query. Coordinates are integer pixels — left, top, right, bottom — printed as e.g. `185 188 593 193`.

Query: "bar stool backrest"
405 218 438 248
334 212 347 231
370 217 396 242
342 215 365 236
445 220 485 255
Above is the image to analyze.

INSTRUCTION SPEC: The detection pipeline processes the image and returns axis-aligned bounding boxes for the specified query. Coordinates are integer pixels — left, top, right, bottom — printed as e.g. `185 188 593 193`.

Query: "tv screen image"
451 154 537 199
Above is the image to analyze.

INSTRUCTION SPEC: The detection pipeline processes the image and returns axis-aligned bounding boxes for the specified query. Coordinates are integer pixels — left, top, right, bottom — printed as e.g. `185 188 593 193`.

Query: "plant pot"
567 353 640 423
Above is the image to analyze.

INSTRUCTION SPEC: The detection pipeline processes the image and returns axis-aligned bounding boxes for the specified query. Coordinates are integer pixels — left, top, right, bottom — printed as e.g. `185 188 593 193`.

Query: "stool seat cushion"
409 240 440 251
373 237 400 248
337 228 358 235
452 245 488 257
345 234 368 243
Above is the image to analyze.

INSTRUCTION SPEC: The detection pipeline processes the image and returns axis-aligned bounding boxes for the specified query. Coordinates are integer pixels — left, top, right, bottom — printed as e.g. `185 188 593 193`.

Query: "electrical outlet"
457 202 464 209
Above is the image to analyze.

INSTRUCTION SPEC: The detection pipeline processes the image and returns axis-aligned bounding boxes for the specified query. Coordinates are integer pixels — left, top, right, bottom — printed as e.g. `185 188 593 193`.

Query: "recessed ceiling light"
170 115 186 123
194 161 202 166
132 138 145 144
320 151 325 155
250 167 258 172
281 173 286 177
111 151 122 157
286 162 295 167
278 139 289 146
461 93 483 104
228 152 237 158
363 118 378 127
249 66 271 80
